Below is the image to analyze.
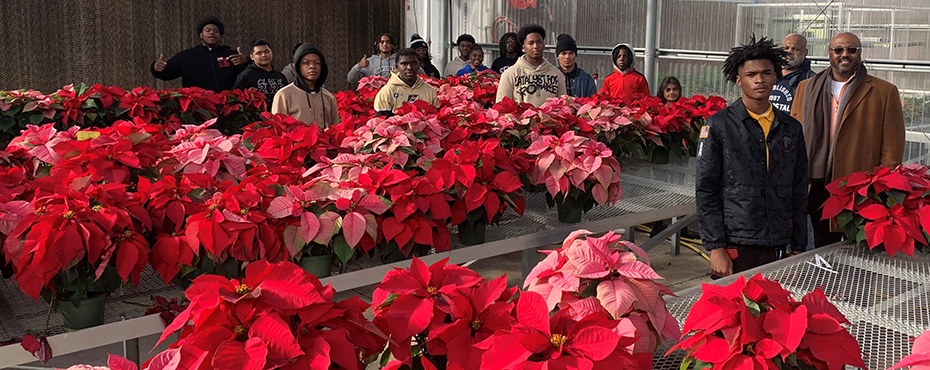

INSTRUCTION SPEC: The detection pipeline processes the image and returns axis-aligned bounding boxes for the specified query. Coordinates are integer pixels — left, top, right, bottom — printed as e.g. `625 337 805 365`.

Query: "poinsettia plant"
526 131 622 221
370 257 513 369
822 165 930 257
523 229 680 365
147 260 386 370
668 274 865 370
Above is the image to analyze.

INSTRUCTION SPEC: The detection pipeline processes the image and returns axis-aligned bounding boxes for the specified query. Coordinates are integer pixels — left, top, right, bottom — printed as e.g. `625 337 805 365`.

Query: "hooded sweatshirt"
347 53 397 85
456 64 490 76
374 71 439 114
271 43 339 128
444 57 469 77
599 43 649 102
495 55 567 107
150 44 246 92
769 58 817 113
233 64 288 104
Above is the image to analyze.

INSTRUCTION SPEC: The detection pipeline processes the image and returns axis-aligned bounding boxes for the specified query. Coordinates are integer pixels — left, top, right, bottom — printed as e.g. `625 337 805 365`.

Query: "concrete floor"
3 230 711 369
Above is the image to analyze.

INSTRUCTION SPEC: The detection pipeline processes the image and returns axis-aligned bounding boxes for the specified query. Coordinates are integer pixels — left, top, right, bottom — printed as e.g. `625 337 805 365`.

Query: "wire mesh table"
0 157 701 367
653 241 930 370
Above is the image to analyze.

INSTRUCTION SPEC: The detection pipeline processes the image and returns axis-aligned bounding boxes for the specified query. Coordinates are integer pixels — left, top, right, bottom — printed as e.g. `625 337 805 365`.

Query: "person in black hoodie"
233 39 288 105
151 16 248 92
491 32 522 74
411 34 441 79
271 43 339 128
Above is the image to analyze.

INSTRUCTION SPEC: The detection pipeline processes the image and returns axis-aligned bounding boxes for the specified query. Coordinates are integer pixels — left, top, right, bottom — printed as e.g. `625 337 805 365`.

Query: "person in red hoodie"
598 43 650 102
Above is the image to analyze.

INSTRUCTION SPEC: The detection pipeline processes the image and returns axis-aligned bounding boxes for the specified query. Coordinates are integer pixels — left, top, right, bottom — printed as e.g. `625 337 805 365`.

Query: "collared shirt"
747 102 775 167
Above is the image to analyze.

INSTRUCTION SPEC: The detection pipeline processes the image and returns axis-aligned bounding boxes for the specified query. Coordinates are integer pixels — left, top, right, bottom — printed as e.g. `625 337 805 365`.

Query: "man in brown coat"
790 32 905 248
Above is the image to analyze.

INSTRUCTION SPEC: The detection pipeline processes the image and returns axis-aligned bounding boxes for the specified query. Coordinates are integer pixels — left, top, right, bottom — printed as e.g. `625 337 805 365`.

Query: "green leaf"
856 226 867 246
29 114 44 125
333 235 354 267
742 294 761 318
679 357 693 370
890 189 907 206
836 211 854 229
693 359 713 369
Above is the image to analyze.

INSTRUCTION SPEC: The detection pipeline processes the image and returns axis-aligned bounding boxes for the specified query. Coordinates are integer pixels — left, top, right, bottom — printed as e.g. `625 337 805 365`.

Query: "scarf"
801 63 867 180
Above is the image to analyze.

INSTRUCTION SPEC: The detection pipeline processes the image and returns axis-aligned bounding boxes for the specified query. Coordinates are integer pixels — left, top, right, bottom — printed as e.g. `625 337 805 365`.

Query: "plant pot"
556 197 584 224
299 254 334 278
59 294 107 330
650 146 670 164
458 221 487 246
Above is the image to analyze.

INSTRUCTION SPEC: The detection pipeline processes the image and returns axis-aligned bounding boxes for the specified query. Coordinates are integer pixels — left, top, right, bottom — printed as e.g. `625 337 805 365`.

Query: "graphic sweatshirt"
347 53 397 85
495 55 567 107
233 64 288 104
374 71 439 113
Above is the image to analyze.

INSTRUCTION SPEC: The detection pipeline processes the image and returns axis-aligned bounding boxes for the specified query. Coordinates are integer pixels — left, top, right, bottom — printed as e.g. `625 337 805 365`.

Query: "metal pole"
644 0 659 95
123 338 140 364
522 248 535 281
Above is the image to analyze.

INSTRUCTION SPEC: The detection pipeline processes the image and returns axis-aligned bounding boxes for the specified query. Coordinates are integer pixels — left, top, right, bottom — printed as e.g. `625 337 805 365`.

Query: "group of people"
697 32 905 278
149 19 905 279
150 17 665 122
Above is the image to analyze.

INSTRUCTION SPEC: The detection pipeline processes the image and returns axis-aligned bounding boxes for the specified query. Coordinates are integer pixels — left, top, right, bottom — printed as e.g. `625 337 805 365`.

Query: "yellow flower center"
234 325 246 336
471 320 482 330
239 208 249 215
550 334 568 347
62 210 75 219
92 204 102 212
426 286 438 295
123 230 132 237
208 204 218 211
235 284 251 295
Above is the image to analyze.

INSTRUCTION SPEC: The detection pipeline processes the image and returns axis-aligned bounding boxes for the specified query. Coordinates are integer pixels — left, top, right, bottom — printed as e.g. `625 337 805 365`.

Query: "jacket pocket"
722 186 764 241
769 186 793 240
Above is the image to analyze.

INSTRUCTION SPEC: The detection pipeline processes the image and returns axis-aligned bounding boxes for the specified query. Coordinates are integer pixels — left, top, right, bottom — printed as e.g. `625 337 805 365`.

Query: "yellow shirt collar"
747 102 775 123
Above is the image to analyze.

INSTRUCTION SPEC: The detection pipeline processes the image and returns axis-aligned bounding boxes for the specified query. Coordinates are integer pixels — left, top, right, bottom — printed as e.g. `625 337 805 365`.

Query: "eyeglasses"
831 47 859 55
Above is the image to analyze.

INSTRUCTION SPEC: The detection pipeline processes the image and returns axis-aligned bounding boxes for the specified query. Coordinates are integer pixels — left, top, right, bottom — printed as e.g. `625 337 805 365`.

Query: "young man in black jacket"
696 36 809 278
151 16 248 92
233 39 288 105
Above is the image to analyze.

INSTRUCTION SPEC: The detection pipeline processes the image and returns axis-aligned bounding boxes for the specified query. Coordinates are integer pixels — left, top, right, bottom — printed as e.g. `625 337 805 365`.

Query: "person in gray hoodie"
495 24 566 106
347 33 398 86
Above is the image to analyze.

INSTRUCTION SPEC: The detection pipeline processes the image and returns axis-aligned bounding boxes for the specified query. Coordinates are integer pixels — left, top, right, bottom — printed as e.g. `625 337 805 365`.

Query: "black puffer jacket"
695 99 809 252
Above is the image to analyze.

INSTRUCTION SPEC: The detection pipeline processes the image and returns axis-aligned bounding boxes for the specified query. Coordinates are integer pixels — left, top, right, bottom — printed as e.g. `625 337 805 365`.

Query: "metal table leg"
123 338 140 364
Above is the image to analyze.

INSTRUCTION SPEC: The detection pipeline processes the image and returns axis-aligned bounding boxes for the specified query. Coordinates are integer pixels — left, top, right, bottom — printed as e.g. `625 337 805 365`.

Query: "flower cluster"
145 261 385 370
823 164 930 257
669 274 865 369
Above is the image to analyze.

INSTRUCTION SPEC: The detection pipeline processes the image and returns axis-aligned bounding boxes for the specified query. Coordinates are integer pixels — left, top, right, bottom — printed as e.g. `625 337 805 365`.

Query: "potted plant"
267 183 343 277
667 274 865 369
822 164 930 257
4 179 150 329
427 139 524 245
147 260 386 370
523 229 680 364
526 131 622 223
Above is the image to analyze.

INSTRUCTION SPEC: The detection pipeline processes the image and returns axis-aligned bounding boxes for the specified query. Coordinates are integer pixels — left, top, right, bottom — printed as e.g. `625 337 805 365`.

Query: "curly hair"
722 35 788 84
517 24 546 45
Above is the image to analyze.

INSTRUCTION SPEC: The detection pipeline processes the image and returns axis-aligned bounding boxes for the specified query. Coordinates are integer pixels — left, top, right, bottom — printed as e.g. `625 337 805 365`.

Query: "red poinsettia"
668 274 865 370
476 291 630 370
148 260 385 370
371 257 483 365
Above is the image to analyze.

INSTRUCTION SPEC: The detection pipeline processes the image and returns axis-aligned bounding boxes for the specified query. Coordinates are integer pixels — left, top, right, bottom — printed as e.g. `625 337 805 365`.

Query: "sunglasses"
830 47 860 54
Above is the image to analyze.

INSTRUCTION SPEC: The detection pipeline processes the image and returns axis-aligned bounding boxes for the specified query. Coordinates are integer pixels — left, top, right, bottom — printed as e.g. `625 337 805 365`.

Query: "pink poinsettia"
889 330 930 370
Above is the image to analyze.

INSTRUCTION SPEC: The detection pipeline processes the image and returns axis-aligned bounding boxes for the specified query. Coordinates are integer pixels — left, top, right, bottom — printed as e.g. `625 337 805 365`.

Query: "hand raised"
154 54 167 72
230 47 248 66
358 55 370 68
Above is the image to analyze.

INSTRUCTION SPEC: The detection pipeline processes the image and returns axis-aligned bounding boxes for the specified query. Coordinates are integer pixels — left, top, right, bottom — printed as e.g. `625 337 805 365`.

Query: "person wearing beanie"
496 24 566 107
411 34 441 79
456 44 491 76
492 32 522 74
151 16 248 92
556 34 596 98
598 43 650 102
271 43 339 128
347 33 399 86
232 39 288 105
444 34 475 76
